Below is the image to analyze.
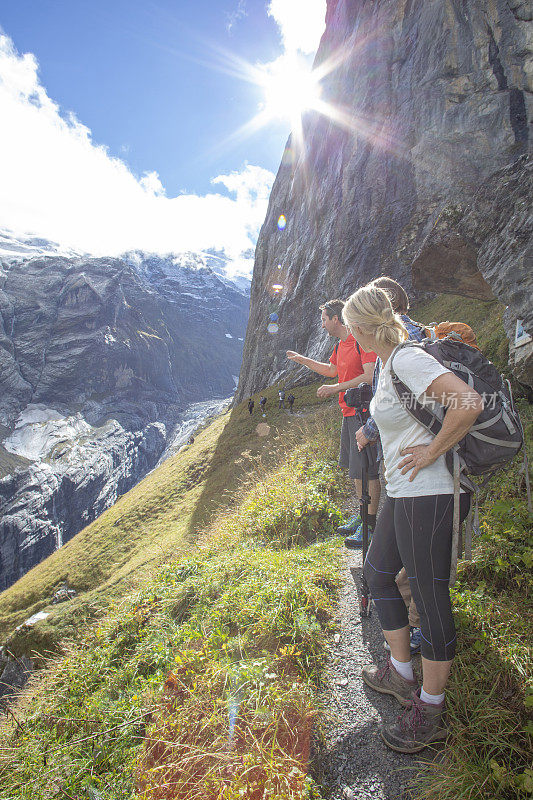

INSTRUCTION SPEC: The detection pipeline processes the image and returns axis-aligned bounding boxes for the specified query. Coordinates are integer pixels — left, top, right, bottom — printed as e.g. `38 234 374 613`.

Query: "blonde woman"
342 284 483 753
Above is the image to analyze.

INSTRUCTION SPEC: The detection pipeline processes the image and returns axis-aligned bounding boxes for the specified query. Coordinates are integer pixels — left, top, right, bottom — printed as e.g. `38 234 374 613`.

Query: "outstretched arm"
287 350 337 378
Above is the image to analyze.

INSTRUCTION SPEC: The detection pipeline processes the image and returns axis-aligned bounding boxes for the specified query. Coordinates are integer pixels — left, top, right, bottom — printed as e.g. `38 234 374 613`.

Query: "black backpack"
390 338 526 581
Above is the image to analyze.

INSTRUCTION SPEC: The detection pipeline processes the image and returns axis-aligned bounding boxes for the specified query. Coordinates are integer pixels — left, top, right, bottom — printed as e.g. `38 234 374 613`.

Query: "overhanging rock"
412 156 533 385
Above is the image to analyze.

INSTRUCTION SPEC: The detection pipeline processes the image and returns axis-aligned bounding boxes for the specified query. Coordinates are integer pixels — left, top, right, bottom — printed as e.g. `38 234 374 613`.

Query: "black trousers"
363 493 470 661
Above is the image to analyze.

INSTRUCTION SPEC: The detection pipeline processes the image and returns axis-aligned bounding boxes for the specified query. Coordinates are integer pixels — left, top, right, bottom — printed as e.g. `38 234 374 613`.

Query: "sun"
196 37 393 163
257 55 322 129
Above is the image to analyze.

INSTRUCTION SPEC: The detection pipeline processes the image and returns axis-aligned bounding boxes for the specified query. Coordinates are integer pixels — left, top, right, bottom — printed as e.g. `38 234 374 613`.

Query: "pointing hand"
317 384 337 398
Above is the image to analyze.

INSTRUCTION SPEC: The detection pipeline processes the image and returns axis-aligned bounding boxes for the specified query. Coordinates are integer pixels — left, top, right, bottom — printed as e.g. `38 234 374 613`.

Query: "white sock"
420 687 445 705
390 655 414 681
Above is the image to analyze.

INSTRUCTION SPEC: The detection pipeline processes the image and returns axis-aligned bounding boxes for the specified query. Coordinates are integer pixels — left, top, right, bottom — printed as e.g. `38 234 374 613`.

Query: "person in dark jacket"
248 397 255 415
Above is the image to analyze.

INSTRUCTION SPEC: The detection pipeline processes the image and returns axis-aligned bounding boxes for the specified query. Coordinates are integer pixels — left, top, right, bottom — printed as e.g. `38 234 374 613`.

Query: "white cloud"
0 34 275 277
212 163 274 238
268 0 326 55
227 0 248 34
139 171 165 196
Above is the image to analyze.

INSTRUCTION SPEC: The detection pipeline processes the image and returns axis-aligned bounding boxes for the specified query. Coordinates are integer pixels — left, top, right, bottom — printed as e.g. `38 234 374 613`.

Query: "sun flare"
196 35 391 165
258 55 322 127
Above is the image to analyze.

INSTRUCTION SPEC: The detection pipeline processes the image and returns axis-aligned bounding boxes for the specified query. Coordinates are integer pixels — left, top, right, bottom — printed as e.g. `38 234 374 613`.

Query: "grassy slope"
0 293 531 799
0 410 347 800
0 380 334 643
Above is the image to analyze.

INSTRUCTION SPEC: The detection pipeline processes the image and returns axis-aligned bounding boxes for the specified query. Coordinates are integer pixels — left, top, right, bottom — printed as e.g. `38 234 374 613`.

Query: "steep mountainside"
0 244 249 590
236 0 532 400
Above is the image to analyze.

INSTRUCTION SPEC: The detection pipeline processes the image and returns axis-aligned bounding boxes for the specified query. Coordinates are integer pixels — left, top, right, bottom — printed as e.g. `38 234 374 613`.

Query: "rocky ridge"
236 0 532 401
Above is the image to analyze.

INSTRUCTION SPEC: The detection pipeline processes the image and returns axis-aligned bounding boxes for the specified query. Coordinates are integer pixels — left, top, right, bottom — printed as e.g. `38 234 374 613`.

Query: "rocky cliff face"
236 0 532 400
0 245 248 590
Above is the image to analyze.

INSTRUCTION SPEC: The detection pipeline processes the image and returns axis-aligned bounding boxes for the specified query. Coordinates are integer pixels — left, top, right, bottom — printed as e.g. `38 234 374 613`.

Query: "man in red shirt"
287 299 381 542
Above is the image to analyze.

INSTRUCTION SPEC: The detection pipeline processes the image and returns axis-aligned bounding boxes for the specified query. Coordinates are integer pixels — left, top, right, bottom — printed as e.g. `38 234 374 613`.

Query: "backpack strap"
390 343 476 584
449 451 478 584
389 343 443 438
450 451 461 585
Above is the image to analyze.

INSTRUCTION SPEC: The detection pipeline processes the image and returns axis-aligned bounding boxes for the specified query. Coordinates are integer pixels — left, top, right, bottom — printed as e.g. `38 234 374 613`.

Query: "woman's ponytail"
343 284 407 348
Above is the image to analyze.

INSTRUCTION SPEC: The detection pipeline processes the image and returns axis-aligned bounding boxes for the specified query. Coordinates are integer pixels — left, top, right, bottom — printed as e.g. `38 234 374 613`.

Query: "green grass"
0 380 338 645
0 291 531 800
0 412 346 800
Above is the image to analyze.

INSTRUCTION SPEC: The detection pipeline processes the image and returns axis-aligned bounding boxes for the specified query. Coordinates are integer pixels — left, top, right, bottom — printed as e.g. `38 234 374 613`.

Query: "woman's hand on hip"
398 445 437 481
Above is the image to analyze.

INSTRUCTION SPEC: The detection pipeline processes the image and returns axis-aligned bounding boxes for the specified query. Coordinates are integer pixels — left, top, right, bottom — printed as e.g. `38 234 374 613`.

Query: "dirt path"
314 545 422 799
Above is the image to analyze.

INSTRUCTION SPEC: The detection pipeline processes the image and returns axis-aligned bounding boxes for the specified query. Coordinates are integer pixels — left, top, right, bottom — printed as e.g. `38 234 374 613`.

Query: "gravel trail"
314 545 426 800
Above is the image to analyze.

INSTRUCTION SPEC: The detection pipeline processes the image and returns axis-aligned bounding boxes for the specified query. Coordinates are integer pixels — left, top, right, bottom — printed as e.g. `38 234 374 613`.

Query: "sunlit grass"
0 293 530 799
0 381 337 644
0 411 345 800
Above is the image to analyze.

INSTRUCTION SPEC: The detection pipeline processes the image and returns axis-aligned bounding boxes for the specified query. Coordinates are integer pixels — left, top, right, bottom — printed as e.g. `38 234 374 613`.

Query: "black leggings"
363 493 470 661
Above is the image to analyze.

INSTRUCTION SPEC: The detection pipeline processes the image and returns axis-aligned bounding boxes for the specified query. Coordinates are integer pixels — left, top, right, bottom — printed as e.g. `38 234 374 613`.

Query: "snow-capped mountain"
0 230 251 294
0 232 250 591
0 230 83 263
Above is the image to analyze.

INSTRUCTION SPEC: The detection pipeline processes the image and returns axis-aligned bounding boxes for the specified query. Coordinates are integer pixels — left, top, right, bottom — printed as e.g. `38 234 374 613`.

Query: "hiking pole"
357 411 372 618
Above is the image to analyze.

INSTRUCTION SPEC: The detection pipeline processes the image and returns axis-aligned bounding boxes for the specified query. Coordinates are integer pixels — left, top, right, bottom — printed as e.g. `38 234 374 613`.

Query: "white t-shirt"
370 347 454 498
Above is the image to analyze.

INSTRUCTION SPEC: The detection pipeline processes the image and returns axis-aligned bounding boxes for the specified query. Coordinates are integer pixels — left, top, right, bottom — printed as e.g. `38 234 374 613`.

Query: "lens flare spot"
228 696 239 747
277 214 287 230
268 322 279 334
282 148 295 167
277 263 282 269
269 312 279 322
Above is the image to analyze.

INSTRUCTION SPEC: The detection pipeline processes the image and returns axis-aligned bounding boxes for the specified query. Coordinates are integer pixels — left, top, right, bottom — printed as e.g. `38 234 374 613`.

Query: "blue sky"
0 0 326 274
2 0 287 194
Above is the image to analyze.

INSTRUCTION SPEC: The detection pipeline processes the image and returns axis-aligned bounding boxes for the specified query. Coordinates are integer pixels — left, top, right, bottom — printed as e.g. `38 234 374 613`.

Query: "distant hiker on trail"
287 298 380 542
287 393 295 412
259 395 267 411
278 388 285 409
343 283 483 754
187 435 195 445
248 397 255 415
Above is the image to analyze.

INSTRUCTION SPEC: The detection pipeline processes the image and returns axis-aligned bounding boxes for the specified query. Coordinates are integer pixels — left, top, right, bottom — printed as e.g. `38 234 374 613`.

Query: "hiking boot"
344 522 373 549
361 658 418 706
409 627 422 655
380 690 447 753
384 626 422 656
337 514 361 534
